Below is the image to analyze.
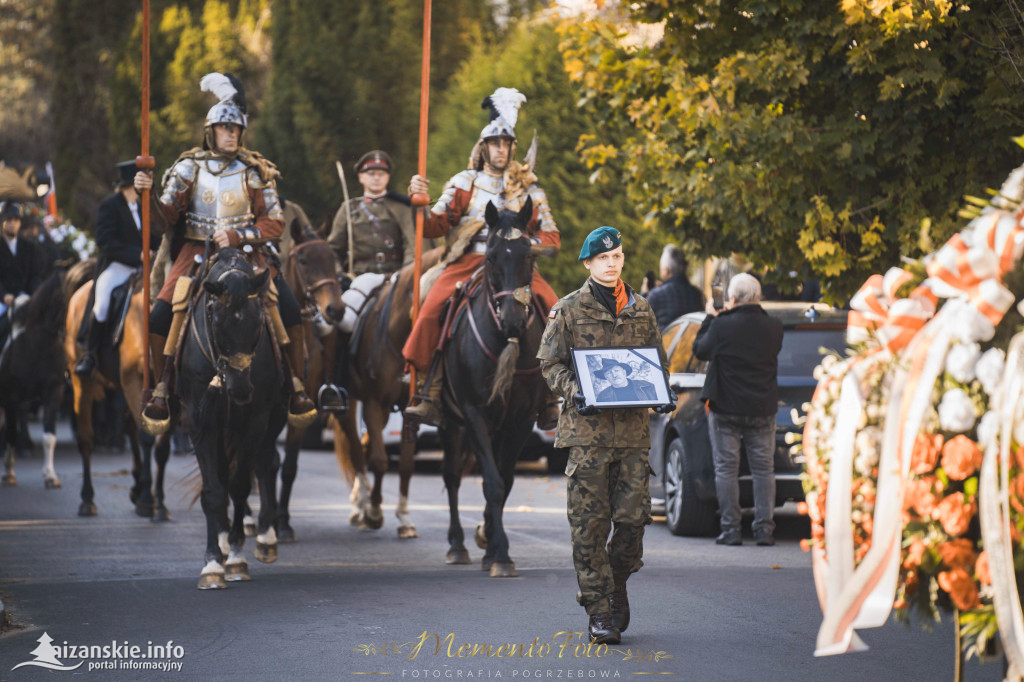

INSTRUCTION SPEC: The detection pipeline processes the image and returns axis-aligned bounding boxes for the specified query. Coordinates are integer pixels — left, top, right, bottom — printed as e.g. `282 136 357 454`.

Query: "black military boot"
74 316 106 376
588 613 621 645
609 582 630 633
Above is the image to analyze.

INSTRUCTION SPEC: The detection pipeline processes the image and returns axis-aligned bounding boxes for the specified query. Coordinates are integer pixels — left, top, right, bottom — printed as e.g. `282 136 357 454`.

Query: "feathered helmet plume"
479 87 526 142
201 72 248 129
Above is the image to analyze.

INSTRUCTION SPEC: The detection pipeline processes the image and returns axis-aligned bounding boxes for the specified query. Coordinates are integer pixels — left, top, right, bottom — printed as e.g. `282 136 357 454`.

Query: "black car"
649 302 847 536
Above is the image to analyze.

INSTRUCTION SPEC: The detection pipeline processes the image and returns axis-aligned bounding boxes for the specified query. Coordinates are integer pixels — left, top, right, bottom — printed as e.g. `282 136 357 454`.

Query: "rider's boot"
74 314 106 376
141 335 172 436
536 387 561 431
405 353 443 427
316 331 347 412
284 325 318 428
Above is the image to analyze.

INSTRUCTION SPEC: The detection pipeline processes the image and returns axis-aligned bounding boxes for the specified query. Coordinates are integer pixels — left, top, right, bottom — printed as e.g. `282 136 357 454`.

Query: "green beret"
578 226 622 261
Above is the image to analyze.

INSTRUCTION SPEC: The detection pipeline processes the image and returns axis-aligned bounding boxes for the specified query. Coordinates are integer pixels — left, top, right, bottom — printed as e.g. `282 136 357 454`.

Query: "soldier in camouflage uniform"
537 226 674 645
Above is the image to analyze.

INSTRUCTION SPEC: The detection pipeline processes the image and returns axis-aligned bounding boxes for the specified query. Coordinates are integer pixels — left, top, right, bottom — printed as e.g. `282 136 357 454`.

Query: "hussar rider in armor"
136 72 317 434
404 87 561 428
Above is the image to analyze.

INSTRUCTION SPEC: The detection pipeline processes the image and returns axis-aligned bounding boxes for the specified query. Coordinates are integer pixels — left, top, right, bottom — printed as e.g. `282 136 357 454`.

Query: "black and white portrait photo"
571 346 671 409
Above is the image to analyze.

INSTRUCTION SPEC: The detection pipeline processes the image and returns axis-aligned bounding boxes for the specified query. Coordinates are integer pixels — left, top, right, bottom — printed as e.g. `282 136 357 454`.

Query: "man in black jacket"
645 243 704 330
74 161 158 376
0 201 43 348
693 273 782 546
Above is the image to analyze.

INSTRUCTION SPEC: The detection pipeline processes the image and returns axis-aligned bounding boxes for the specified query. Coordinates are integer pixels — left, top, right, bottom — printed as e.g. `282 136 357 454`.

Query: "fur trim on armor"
163 147 280 185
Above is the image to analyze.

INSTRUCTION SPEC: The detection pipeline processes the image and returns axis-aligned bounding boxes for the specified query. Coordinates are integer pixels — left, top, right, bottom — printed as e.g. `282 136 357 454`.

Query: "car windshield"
778 329 846 377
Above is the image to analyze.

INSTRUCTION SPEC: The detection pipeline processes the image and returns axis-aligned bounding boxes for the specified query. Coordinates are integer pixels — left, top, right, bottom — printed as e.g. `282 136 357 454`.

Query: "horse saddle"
76 270 141 350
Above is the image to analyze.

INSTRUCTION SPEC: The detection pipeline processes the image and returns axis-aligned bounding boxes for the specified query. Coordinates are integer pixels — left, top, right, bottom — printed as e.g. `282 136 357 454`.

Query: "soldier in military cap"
537 225 674 645
74 161 161 376
134 72 317 433
327 150 415 277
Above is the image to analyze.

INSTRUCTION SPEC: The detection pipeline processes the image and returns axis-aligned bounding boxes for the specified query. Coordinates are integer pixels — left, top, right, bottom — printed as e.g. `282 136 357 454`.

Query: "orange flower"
800 539 811 552
797 501 809 515
906 476 943 517
976 551 991 585
937 538 976 570
911 433 943 475
941 435 983 481
862 513 874 537
933 492 975 536
937 568 981 611
903 537 926 569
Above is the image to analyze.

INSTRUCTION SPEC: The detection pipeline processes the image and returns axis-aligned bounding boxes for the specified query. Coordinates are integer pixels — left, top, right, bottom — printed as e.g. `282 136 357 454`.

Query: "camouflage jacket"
537 280 668 448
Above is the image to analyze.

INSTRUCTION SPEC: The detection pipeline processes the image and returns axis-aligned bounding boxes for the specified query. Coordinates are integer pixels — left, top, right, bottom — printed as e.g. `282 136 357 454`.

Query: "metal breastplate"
185 159 254 239
466 173 505 253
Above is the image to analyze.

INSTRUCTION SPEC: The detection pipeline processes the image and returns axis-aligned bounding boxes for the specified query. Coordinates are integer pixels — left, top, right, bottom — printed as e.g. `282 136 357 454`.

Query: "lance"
136 0 155 389
410 0 432 401
335 160 355 278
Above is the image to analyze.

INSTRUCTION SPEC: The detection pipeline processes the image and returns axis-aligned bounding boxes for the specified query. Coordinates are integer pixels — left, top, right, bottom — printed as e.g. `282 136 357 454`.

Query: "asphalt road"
0 424 1004 681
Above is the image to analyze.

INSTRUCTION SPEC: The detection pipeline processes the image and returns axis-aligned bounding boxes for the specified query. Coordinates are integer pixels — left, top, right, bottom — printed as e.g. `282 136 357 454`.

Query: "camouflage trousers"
565 445 652 614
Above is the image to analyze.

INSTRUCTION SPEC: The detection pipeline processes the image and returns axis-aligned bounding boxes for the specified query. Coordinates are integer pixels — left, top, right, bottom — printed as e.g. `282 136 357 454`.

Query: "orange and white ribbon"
979 332 1024 678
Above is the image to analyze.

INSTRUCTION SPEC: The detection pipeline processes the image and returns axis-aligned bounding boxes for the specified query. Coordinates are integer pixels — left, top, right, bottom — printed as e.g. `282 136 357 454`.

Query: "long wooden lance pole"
136 0 155 389
409 0 432 401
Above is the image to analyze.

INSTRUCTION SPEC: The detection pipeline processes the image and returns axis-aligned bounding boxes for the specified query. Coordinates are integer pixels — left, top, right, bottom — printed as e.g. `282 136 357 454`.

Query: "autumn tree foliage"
560 0 1024 300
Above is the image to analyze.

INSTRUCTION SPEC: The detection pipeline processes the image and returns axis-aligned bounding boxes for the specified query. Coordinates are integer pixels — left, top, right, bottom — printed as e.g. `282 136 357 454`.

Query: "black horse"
440 198 548 577
0 271 67 489
176 248 288 590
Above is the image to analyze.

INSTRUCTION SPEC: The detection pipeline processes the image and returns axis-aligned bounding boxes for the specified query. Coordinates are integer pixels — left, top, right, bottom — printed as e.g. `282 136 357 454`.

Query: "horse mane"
20 270 66 333
206 248 255 306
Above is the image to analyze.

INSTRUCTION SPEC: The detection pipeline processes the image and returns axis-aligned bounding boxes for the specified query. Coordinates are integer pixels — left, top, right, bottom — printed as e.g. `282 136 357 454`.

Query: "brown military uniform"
537 280 667 614
327 195 414 275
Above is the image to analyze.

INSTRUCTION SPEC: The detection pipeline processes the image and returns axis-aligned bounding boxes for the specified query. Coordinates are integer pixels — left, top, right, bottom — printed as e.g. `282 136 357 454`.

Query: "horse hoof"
349 510 363 526
446 549 471 565
475 522 487 550
129 487 140 504
254 542 278 564
489 562 518 578
244 523 256 537
78 502 97 516
397 525 418 539
135 501 155 518
224 562 251 582
152 507 171 523
197 573 227 590
481 556 494 571
2 474 16 487
44 477 61 489
361 513 383 531
279 525 296 543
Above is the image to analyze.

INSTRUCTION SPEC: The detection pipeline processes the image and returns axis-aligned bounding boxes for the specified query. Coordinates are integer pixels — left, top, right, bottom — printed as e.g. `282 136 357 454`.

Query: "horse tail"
328 413 357 487
487 337 520 406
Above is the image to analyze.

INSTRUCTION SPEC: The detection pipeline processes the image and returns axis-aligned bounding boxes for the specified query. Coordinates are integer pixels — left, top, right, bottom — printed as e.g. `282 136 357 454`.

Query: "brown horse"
332 247 442 537
65 275 170 518
277 221 345 541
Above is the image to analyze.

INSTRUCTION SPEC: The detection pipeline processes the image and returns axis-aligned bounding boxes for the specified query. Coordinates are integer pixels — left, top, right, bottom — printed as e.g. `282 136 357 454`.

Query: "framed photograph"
570 346 672 409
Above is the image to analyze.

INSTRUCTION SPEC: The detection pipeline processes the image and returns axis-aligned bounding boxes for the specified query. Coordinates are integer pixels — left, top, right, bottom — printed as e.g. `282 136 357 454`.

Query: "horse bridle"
194 266 266 390
288 239 340 298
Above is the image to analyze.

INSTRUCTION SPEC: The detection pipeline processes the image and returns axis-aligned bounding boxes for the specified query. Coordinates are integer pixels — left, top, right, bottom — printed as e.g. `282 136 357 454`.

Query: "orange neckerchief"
613 278 628 316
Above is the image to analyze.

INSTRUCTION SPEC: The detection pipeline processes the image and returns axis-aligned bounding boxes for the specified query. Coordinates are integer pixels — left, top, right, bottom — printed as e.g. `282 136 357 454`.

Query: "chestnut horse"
65 274 170 518
332 247 442 537
277 221 345 541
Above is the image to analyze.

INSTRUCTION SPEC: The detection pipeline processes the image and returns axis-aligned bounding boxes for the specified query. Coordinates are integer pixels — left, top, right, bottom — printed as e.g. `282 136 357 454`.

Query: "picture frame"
570 346 672 409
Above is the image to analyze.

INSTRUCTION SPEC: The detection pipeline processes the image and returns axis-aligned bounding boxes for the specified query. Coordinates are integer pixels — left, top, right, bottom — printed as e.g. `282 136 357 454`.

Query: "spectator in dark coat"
645 243 704 330
693 273 783 547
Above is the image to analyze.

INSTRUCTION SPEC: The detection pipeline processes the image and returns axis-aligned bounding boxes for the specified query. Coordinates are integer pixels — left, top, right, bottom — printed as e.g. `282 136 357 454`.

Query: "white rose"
977 411 999 448
938 388 977 432
945 343 980 383
976 347 1006 396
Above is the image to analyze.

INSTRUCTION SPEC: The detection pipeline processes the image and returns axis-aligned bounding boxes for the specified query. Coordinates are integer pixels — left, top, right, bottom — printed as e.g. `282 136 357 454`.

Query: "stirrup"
317 384 348 413
141 382 172 436
287 376 318 429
